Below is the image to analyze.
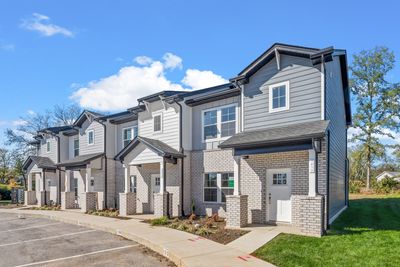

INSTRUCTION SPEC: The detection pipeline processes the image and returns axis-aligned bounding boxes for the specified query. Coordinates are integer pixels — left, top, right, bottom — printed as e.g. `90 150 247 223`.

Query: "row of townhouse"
22 43 351 236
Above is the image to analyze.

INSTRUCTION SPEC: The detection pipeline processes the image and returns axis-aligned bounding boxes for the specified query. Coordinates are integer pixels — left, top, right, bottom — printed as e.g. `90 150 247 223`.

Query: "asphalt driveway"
0 213 174 267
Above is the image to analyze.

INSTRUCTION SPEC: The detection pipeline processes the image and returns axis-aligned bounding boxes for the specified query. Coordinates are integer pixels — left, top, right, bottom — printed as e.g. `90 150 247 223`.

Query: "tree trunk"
366 162 371 190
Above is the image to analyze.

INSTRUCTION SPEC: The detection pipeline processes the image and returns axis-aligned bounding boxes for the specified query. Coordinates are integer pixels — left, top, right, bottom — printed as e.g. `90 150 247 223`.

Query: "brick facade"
153 193 173 217
24 191 36 205
61 191 75 209
292 195 324 236
81 192 97 212
37 191 50 206
226 195 248 228
119 192 136 216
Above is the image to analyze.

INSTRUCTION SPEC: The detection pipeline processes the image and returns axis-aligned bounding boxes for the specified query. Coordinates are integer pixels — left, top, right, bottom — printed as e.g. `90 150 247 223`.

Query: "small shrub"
188 213 196 222
150 216 170 226
196 226 213 237
210 213 220 222
349 180 365 193
177 222 189 231
374 177 399 194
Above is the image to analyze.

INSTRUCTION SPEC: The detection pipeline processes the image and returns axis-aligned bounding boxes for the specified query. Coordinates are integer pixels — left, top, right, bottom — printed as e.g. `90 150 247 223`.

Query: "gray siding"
116 120 138 154
325 56 347 218
243 54 322 131
79 120 104 155
191 96 240 151
38 135 58 163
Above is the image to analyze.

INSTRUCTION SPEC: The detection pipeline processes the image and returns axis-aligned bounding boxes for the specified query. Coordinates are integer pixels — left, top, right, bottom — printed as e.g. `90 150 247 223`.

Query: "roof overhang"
22 156 57 171
56 153 104 169
184 86 240 107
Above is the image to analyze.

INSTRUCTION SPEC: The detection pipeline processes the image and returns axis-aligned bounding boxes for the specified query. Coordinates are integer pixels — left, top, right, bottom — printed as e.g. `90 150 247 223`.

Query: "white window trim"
133 125 138 138
268 81 290 113
201 103 238 143
203 172 234 204
153 112 163 134
122 127 134 147
46 140 51 153
87 130 95 145
73 138 79 157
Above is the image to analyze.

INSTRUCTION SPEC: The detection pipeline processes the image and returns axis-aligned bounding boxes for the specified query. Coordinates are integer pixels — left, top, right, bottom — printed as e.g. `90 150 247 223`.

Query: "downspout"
173 98 185 217
55 135 61 205
95 118 108 209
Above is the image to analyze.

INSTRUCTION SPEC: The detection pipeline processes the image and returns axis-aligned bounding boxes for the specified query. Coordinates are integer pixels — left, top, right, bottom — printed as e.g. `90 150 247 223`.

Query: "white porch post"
65 171 70 192
233 156 241 195
308 149 317 197
27 173 33 191
124 164 130 193
85 168 91 193
160 158 166 193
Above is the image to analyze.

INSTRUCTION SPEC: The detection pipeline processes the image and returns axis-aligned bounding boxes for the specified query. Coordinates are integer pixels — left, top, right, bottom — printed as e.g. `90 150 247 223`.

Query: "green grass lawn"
253 194 400 267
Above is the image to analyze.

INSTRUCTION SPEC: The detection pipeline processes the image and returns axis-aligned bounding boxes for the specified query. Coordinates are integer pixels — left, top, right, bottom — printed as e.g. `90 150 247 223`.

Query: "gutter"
172 98 185 217
95 118 108 209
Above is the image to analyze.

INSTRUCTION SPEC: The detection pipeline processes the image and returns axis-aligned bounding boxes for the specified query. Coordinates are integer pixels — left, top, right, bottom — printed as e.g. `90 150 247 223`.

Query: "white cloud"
27 110 36 116
163 53 183 70
134 56 153 65
71 53 228 111
181 69 228 90
21 13 74 37
12 119 27 126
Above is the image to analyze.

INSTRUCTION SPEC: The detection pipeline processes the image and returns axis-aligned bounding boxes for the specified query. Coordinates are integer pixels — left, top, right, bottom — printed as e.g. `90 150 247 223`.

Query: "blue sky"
0 0 399 145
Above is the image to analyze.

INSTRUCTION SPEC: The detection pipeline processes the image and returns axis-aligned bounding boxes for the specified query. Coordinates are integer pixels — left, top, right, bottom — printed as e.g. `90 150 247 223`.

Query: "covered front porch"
219 120 329 237
116 136 184 217
23 156 59 206
57 153 105 212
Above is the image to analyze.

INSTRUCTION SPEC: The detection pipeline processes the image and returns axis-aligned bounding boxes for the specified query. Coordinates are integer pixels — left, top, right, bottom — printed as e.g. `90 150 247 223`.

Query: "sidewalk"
0 208 273 267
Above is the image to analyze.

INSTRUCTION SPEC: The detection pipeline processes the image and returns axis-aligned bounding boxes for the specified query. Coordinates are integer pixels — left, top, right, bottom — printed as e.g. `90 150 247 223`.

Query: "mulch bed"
146 214 248 244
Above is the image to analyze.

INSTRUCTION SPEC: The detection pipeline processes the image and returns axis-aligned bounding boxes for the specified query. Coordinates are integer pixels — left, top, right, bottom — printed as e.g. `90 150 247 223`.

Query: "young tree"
350 47 400 189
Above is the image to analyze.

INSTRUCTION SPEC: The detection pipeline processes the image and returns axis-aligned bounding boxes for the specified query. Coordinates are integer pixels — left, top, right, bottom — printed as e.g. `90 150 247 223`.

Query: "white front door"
150 174 161 213
266 169 292 223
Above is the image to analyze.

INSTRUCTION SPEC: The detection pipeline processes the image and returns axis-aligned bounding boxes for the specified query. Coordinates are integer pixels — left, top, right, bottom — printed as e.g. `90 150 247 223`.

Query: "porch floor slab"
227 224 302 254
0 208 273 267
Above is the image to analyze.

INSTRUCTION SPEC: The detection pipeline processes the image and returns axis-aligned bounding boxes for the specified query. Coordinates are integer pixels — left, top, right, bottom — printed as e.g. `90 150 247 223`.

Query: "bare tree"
0 148 12 184
53 104 82 126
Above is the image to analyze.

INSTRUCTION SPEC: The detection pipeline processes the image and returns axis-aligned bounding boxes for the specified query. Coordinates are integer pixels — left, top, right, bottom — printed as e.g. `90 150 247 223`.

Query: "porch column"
233 156 241 195
65 171 70 192
85 168 91 193
27 173 33 191
160 158 166 193
124 164 130 193
308 149 317 197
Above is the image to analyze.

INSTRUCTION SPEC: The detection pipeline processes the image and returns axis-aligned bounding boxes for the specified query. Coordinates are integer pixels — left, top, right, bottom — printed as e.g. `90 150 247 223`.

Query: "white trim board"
329 205 347 224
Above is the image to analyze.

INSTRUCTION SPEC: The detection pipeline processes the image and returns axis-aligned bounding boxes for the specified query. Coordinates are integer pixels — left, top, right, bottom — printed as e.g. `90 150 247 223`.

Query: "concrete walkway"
0 208 273 267
227 225 302 254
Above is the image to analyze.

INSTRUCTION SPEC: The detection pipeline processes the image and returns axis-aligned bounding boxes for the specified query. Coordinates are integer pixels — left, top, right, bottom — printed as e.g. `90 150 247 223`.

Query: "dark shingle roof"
57 153 104 167
23 156 56 171
115 136 183 161
219 120 330 149
38 125 75 134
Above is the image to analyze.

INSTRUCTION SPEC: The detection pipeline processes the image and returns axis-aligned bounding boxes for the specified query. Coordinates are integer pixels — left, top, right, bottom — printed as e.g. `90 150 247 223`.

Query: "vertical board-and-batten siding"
243 54 322 131
191 96 240 151
325 56 347 219
79 120 104 155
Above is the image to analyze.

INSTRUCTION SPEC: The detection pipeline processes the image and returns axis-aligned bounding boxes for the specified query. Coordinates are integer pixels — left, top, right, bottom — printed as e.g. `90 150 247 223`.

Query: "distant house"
376 171 400 182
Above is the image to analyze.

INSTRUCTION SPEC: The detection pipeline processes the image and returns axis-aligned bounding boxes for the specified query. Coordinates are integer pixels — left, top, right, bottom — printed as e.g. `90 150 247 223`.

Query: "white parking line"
0 229 97 247
14 244 139 267
0 223 62 233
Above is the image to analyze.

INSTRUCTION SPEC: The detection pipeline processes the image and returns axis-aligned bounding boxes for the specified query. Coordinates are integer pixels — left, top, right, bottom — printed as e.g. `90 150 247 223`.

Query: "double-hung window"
74 139 79 157
269 81 289 113
204 172 234 203
153 114 162 133
123 127 133 147
46 140 51 153
87 130 94 145
202 105 236 142
130 175 137 193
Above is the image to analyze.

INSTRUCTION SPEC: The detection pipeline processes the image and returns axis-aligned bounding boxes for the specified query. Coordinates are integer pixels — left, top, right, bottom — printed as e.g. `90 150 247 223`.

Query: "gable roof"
56 153 104 168
100 110 138 124
22 156 56 171
73 110 105 127
115 136 184 162
219 120 329 149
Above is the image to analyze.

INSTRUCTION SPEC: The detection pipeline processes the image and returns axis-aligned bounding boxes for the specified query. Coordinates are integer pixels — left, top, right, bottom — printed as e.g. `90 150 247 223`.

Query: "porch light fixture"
241 155 249 159
313 138 322 153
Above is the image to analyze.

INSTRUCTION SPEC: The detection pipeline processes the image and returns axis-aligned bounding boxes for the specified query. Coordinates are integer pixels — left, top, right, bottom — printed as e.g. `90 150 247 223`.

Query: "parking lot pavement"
0 213 174 267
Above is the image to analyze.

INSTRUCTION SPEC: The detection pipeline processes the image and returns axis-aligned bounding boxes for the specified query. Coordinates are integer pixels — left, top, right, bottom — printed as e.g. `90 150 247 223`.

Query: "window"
269 81 289 112
130 175 137 193
74 139 79 157
272 173 287 185
155 177 161 186
87 130 94 145
46 140 51 152
221 173 234 202
221 106 236 137
123 127 133 147
73 178 78 197
202 105 236 141
133 126 138 138
153 114 162 133
204 173 218 202
204 172 234 203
